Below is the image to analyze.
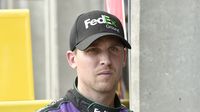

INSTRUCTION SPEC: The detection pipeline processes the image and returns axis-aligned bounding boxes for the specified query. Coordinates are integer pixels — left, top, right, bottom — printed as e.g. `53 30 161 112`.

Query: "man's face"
67 36 127 93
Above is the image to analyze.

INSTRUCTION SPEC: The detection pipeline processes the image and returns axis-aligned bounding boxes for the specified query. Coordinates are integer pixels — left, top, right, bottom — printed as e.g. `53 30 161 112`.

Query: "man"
38 10 133 112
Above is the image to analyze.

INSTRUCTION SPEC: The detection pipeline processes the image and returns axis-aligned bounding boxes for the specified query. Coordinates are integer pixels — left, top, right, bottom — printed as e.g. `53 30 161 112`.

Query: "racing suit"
37 80 133 112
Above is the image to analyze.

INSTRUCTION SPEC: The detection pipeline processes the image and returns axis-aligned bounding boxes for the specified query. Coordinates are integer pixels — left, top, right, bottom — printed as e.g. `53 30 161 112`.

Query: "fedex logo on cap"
84 15 117 29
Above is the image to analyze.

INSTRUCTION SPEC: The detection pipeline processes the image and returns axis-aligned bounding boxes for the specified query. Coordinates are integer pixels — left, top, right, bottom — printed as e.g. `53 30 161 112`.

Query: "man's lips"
97 71 112 75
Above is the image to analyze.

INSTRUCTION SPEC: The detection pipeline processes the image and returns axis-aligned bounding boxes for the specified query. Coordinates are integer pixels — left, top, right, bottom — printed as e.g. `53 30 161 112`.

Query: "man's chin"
95 83 117 93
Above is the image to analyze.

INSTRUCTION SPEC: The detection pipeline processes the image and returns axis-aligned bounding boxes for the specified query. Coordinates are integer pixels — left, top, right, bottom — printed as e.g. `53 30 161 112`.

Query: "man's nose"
99 51 111 66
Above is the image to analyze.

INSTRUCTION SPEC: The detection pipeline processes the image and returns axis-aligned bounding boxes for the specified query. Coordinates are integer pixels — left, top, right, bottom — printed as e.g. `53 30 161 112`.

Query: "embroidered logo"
94 108 108 112
84 15 117 29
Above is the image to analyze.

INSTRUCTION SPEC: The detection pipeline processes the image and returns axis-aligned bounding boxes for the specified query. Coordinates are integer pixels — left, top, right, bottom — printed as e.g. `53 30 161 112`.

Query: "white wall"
130 0 200 112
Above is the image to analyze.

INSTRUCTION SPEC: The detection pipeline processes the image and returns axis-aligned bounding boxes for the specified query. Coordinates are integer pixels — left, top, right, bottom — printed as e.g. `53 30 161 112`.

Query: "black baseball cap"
69 10 131 51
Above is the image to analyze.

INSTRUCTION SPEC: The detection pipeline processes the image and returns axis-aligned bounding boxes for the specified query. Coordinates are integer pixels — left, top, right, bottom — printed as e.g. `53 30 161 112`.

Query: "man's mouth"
97 71 112 76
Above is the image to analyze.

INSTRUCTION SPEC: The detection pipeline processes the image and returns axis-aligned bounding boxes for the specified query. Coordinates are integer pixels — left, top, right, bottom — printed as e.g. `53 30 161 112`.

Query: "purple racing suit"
37 81 133 112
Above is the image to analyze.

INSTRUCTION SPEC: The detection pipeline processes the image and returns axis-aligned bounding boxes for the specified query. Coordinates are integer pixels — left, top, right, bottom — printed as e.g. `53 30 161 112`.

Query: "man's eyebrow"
84 46 98 52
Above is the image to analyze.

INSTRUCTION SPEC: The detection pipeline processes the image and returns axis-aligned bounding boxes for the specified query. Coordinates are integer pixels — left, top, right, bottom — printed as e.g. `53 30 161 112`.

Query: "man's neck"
77 84 116 107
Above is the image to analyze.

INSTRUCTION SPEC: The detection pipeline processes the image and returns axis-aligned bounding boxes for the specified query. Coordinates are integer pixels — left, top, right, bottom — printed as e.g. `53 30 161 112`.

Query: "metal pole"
44 0 59 99
128 0 140 111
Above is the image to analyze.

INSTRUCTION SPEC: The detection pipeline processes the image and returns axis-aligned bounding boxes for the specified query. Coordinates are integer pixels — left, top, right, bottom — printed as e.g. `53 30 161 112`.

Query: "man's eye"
109 46 124 54
110 46 119 52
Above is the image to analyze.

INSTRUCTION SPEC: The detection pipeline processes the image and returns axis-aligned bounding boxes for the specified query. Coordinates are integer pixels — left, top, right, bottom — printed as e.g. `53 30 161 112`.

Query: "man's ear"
66 51 77 69
123 48 127 67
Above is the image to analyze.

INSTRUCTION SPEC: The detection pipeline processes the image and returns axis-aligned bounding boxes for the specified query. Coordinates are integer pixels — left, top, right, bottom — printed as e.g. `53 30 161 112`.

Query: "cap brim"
76 33 131 51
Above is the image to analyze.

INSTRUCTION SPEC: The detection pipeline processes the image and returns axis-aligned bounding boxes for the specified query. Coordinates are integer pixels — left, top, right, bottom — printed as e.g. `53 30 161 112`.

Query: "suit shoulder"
37 98 69 112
